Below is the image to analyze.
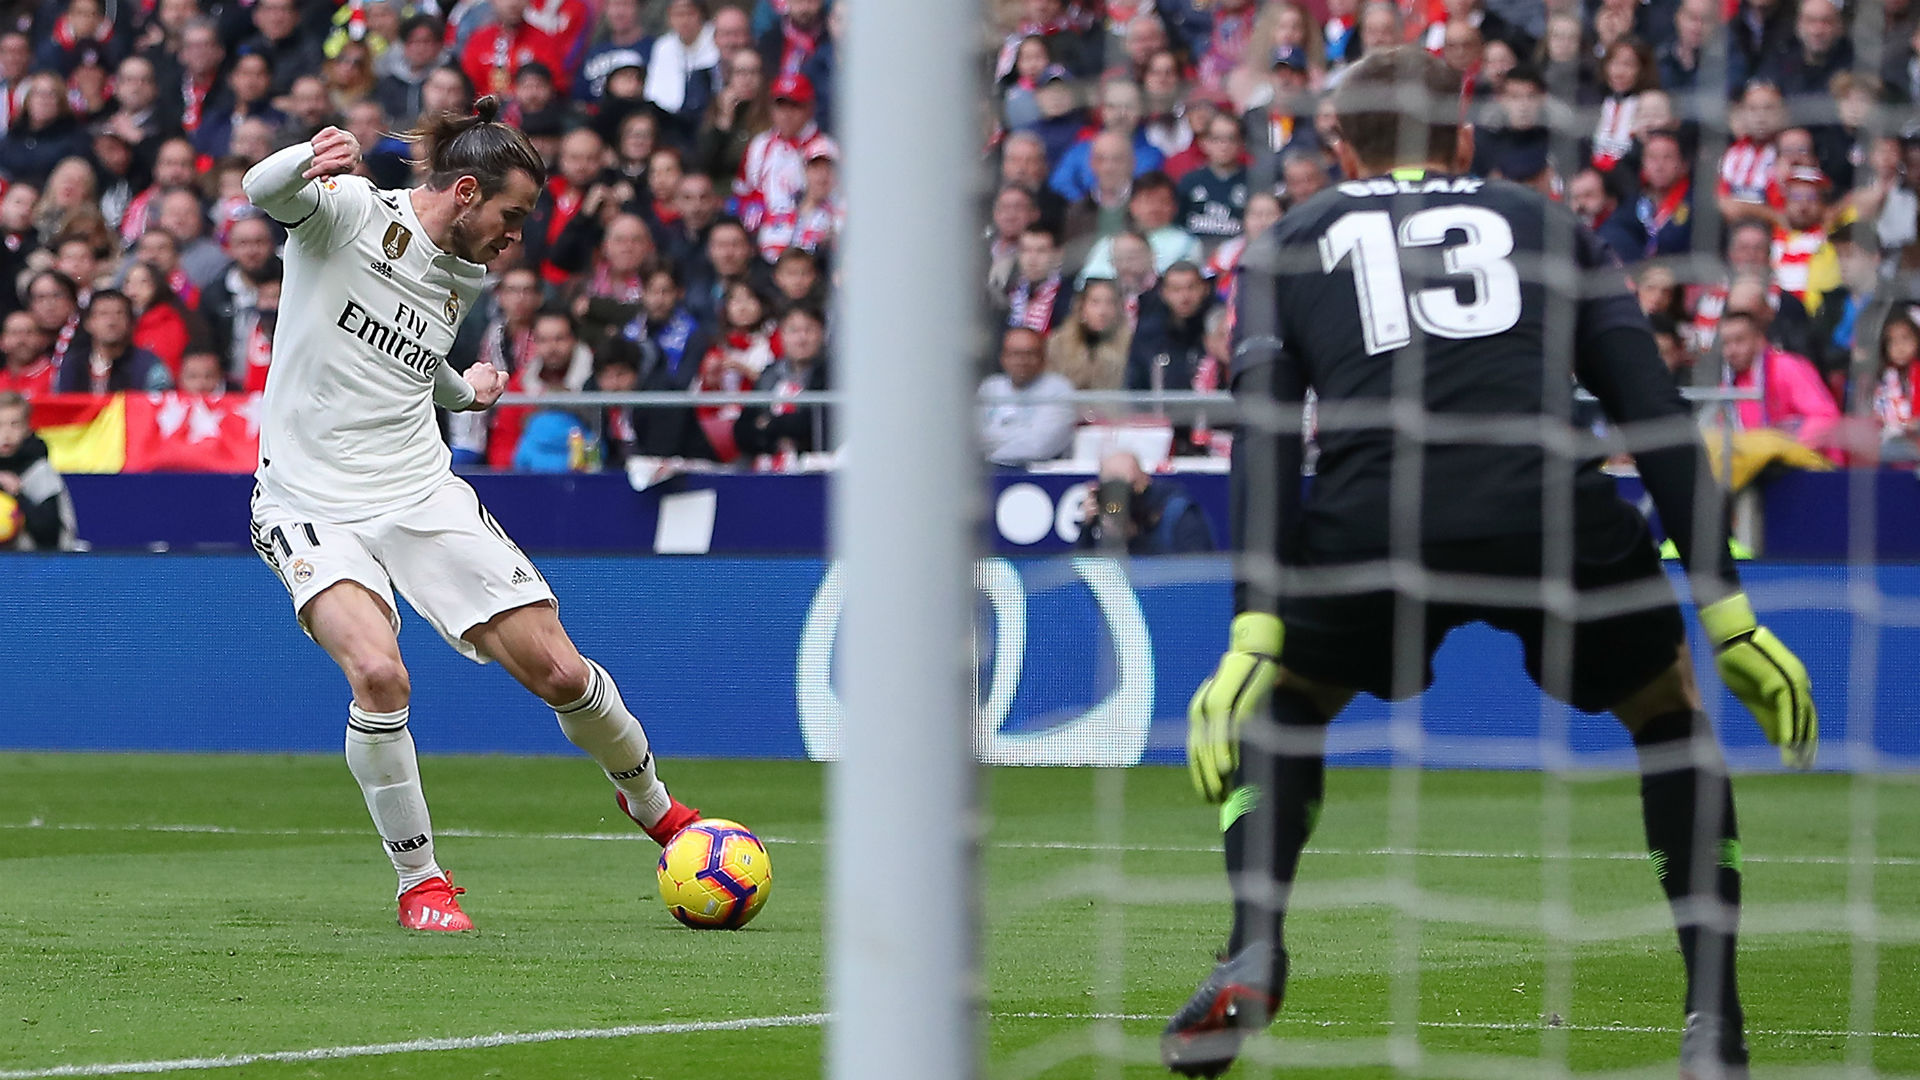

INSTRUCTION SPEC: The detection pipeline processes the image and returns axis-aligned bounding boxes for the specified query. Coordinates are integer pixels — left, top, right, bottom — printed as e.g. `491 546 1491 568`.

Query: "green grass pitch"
3 754 1917 1078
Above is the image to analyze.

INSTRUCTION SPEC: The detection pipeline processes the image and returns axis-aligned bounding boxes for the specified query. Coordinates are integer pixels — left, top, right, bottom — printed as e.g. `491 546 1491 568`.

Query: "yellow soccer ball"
0 491 22 545
656 818 772 929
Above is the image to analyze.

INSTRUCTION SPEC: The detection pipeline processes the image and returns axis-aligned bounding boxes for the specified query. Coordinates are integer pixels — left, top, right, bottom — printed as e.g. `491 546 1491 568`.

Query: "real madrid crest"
444 292 461 323
382 221 412 261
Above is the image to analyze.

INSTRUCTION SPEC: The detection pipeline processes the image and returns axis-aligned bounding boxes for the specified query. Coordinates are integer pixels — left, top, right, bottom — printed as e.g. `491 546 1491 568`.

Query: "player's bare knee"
1611 653 1701 735
535 653 592 707
1274 667 1353 721
347 654 411 712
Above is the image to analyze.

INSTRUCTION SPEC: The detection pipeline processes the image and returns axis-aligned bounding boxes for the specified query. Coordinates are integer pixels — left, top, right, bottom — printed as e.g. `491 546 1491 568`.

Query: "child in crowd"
0 391 75 550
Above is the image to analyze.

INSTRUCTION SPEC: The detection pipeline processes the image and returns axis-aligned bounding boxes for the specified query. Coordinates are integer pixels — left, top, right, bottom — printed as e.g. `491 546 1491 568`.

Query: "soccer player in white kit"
240 97 701 932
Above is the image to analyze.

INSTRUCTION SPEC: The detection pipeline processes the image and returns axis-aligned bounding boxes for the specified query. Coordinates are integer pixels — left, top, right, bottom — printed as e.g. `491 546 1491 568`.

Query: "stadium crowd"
984 0 1920 467
0 0 1911 477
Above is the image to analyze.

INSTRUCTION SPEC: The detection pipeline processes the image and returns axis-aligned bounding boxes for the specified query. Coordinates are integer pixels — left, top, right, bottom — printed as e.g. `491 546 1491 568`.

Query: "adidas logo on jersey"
370 260 393 279
511 567 533 585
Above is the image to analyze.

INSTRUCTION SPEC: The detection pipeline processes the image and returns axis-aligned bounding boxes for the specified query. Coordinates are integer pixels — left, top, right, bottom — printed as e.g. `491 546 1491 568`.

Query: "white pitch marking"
6 1012 1914 1078
0 1013 830 1079
5 821 1916 868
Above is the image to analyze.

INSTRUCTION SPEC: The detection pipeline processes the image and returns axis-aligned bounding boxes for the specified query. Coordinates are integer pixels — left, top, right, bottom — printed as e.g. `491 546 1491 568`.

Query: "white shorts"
249 475 557 663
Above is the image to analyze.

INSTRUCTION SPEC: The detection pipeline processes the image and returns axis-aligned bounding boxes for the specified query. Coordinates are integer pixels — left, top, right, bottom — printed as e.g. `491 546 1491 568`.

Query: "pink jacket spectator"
1730 346 1844 462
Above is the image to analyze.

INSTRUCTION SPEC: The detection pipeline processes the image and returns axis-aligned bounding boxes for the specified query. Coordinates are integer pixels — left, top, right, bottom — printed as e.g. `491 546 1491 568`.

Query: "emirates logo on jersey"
383 222 412 261
444 293 461 324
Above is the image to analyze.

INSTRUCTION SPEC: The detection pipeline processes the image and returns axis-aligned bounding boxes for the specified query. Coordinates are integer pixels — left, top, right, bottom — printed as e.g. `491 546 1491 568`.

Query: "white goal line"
2 1011 1912 1079
4 821 1915 869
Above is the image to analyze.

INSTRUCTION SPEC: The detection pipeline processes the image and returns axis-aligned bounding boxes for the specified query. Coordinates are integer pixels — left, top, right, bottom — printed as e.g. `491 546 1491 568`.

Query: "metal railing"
497 387 1761 411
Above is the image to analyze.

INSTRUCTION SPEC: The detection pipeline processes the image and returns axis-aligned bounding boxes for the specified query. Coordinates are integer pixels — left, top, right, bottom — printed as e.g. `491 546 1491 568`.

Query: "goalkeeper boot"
1678 1011 1751 1080
618 791 702 847
1160 944 1288 1078
397 873 473 932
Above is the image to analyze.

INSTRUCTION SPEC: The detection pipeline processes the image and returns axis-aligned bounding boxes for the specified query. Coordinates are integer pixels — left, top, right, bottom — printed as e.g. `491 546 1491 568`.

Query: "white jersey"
254 172 487 523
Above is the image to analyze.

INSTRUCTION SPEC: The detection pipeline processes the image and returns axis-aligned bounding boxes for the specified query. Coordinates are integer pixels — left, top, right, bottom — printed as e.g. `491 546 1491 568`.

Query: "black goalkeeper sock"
1223 687 1328 959
1633 709 1744 1024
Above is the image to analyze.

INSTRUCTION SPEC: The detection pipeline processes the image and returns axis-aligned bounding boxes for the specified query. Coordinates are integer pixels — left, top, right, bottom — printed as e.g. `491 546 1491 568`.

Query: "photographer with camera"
1074 450 1215 555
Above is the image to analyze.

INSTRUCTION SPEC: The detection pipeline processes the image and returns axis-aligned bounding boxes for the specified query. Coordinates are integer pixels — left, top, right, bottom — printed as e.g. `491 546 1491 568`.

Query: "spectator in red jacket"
526 0 593 72
462 0 568 102
122 261 199 380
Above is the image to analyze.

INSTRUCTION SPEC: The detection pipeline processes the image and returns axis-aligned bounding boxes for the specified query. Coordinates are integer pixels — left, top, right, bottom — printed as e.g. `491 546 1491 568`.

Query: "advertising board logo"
795 558 1154 765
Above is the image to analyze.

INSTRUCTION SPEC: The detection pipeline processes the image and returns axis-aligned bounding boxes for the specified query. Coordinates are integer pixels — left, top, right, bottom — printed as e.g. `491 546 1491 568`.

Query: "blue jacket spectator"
1759 0 1851 104
1598 131 1694 263
1051 128 1165 202
1126 262 1212 391
33 0 120 77
1048 78 1164 202
0 75 89 187
1725 0 1797 92
576 0 652 102
513 410 590 473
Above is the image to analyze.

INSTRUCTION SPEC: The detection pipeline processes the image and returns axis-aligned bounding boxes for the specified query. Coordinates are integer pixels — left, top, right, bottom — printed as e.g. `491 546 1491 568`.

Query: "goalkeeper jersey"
1232 169 1739 598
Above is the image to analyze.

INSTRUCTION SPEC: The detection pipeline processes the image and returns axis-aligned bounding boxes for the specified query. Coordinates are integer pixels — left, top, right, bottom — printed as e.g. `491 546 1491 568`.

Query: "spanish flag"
35 395 126 473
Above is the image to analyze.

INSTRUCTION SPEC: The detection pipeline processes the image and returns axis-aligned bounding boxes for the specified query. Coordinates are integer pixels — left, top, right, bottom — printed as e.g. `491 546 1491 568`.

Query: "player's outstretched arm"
241 127 361 224
1571 258 1817 768
1187 266 1309 803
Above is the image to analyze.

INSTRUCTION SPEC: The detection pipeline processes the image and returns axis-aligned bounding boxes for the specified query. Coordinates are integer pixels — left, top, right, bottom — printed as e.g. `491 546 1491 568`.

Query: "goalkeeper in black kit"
1162 48 1816 1080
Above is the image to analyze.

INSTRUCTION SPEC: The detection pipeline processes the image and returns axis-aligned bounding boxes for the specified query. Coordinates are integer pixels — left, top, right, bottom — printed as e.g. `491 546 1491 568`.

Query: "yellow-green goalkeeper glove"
1699 593 1818 769
1187 612 1283 803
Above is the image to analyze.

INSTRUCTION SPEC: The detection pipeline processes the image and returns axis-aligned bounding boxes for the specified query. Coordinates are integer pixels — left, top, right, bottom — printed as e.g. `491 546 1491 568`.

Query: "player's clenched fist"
1699 593 1818 769
462 361 509 410
1187 612 1283 803
303 126 362 179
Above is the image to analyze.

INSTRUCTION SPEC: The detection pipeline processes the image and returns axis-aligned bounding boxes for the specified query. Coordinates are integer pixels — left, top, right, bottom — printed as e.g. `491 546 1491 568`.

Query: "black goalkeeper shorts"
1277 508 1687 714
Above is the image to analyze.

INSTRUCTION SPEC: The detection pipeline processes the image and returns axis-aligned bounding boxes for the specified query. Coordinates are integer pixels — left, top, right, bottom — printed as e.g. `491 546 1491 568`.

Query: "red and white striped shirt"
1770 225 1825 303
119 186 159 246
734 125 836 233
757 197 844 261
1717 137 1777 204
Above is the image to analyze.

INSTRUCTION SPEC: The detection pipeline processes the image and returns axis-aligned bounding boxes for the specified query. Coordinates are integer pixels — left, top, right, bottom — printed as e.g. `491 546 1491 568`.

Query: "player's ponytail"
400 94 547 198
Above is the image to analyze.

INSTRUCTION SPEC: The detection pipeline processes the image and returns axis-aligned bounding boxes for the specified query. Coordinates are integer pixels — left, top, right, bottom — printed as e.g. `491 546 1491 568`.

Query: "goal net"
835 0 1918 1077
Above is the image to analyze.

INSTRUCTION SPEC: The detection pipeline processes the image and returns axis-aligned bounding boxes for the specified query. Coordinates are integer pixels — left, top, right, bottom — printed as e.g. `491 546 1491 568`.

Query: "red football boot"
617 790 702 846
397 874 473 932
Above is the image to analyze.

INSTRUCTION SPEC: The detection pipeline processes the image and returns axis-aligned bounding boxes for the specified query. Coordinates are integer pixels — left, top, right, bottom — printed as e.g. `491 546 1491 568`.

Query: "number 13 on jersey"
1317 207 1523 356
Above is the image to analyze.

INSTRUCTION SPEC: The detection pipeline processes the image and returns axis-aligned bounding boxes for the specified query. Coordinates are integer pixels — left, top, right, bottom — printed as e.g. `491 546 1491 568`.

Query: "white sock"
555 658 673 827
345 704 443 895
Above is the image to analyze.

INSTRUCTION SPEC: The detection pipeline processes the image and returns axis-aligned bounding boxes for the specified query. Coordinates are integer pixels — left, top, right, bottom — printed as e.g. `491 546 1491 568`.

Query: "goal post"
827 1 983 1078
